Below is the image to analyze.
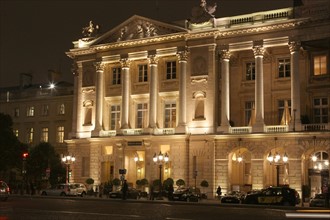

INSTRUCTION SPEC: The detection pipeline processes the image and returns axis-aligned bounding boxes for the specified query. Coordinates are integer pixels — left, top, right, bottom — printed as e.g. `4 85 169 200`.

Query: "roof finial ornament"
82 20 100 38
190 0 217 24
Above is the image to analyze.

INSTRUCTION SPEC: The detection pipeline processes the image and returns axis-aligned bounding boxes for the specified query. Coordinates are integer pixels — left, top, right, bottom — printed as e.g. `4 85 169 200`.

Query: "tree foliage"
176 179 185 187
0 113 26 179
26 142 65 186
200 180 209 188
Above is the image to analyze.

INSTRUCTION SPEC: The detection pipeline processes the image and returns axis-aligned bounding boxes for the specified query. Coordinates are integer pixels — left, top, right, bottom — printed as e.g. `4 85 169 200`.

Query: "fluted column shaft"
121 59 130 129
220 50 231 129
93 62 105 135
148 55 158 128
289 41 301 131
176 50 188 132
252 46 265 132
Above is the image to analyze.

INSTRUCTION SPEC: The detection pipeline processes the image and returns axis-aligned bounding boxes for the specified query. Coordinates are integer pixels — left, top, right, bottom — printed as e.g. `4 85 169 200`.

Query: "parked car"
220 191 244 204
172 187 201 202
41 183 77 196
0 181 10 201
309 193 330 207
109 187 140 199
243 186 300 206
73 183 87 197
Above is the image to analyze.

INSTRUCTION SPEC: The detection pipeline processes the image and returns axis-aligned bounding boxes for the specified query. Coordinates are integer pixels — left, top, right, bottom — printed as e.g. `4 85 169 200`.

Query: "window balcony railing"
229 126 251 134
264 125 289 133
302 123 328 131
154 128 175 135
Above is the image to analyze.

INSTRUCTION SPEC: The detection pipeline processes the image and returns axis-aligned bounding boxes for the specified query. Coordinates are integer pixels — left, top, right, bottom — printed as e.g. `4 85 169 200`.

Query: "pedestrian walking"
168 184 174 201
149 185 154 200
216 186 222 198
121 180 128 200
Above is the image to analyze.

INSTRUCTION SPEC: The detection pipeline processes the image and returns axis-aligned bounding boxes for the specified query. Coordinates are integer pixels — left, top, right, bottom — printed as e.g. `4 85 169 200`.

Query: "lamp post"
61 154 76 184
153 151 169 199
267 138 289 187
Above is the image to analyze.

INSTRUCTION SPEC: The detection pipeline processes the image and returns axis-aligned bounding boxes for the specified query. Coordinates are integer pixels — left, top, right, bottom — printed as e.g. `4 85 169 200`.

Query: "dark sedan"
220 191 243 204
243 186 300 206
309 193 330 207
172 187 200 202
109 187 140 199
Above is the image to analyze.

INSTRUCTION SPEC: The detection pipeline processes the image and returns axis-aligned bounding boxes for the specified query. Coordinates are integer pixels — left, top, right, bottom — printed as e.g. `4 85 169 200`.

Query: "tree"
0 113 27 180
176 179 185 188
26 142 65 187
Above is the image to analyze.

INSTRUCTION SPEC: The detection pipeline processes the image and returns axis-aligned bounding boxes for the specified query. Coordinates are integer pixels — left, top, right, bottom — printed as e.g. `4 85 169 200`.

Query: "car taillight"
6 187 10 193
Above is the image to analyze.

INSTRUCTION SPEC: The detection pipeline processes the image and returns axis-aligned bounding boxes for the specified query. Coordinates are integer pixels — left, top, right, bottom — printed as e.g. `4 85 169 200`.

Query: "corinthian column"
252 45 265 132
92 61 105 136
289 41 301 131
120 58 131 129
70 62 81 138
176 49 189 133
148 55 158 129
219 49 231 133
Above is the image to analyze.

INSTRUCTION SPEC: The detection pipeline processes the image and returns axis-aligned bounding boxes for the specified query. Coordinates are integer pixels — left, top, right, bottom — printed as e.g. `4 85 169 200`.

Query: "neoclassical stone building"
66 0 330 198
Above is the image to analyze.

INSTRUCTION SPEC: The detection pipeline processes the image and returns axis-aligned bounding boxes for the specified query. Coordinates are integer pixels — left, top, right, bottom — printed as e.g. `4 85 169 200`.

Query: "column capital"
148 54 159 66
288 41 301 53
252 46 265 57
220 49 231 61
177 49 189 62
94 61 105 72
120 58 131 69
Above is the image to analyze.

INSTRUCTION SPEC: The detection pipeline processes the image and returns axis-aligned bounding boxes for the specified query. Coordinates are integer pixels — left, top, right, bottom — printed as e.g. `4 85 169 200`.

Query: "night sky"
0 0 293 88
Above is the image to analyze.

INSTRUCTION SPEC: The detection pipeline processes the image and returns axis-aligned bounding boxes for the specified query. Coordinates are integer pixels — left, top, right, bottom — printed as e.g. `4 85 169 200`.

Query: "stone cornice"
66 19 306 58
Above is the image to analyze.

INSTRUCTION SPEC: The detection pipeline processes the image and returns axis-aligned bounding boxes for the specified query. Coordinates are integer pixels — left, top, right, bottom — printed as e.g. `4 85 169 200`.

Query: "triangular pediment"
91 15 188 45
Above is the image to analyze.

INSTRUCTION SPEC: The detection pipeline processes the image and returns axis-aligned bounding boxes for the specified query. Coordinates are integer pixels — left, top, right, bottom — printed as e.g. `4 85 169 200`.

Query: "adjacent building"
65 0 330 198
0 72 73 154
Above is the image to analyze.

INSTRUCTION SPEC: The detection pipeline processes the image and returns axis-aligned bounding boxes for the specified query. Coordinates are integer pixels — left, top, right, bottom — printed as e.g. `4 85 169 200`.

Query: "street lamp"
61 154 76 183
153 151 169 199
267 137 289 186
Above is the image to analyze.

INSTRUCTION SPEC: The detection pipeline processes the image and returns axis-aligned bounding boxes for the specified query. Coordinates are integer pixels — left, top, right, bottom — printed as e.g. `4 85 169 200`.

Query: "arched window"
193 91 206 120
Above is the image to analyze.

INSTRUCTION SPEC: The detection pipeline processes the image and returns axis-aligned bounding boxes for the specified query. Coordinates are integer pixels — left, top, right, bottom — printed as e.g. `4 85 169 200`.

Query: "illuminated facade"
66 0 330 198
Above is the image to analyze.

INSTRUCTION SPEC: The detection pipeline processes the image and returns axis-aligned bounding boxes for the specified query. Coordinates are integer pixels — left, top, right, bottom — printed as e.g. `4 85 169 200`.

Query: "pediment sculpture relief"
117 20 158 41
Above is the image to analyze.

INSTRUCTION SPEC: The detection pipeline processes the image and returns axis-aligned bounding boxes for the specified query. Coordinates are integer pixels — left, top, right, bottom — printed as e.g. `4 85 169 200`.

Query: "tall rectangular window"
278 58 291 78
313 98 328 123
58 104 65 115
110 105 121 130
164 103 176 128
81 157 90 177
313 55 327 76
166 61 176 80
138 64 148 82
41 105 49 116
41 127 49 142
136 103 148 128
245 101 255 125
278 100 291 125
14 108 20 117
26 106 35 117
26 128 34 144
245 62 255 81
57 126 64 143
112 67 121 85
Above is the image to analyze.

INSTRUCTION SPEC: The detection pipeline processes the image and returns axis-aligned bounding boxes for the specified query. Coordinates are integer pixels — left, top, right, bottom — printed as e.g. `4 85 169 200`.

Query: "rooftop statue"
190 0 217 24
82 20 100 38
